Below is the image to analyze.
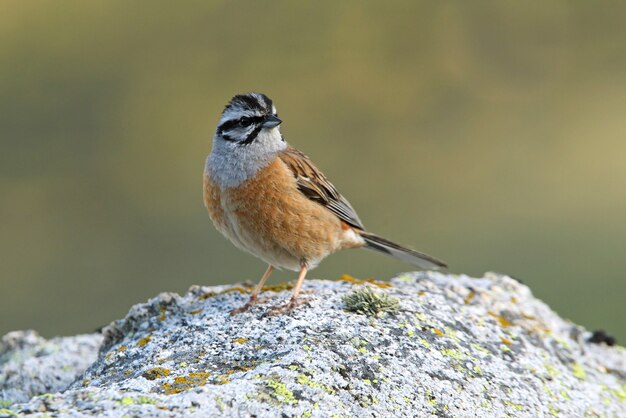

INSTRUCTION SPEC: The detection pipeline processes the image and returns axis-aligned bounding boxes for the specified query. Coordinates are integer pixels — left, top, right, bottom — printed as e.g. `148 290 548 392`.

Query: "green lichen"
343 286 399 316
297 373 335 394
267 379 297 404
554 336 571 349
0 400 11 408
441 348 465 360
504 400 523 411
545 364 560 379
425 389 437 406
572 363 586 380
548 403 560 417
214 395 226 412
136 396 156 405
444 327 460 342
302 411 312 418
120 397 134 406
611 386 626 402
0 408 18 417
471 343 490 354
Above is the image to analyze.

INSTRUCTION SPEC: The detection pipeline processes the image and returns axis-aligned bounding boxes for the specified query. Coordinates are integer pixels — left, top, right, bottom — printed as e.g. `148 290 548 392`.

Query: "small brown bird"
204 93 446 314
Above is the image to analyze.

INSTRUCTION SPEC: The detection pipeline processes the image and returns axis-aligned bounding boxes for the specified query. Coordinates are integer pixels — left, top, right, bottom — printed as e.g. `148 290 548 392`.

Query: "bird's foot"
265 298 308 316
230 296 260 316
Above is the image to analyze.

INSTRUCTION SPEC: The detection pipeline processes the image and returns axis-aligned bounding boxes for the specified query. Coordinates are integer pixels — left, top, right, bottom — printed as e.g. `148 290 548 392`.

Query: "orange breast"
203 173 226 232
205 156 364 269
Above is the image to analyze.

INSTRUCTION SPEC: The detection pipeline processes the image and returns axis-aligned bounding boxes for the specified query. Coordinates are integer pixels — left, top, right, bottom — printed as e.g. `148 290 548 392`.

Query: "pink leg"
268 264 309 315
230 265 274 315
288 265 308 304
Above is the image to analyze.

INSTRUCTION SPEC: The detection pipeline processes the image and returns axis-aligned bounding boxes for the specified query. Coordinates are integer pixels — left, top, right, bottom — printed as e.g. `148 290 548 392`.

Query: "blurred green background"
1 1 625 341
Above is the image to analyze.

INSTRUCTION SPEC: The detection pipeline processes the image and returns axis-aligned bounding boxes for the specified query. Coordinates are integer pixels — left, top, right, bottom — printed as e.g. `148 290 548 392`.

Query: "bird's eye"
238 117 252 127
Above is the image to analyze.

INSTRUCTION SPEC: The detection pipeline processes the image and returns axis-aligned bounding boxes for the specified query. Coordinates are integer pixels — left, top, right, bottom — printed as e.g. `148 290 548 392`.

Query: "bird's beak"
262 114 282 128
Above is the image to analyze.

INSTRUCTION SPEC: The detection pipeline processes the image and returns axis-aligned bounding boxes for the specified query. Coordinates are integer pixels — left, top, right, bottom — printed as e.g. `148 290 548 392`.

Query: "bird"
203 93 446 315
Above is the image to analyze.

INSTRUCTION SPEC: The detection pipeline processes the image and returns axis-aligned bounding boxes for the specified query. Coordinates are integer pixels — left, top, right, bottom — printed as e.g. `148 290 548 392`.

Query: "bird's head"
215 93 282 146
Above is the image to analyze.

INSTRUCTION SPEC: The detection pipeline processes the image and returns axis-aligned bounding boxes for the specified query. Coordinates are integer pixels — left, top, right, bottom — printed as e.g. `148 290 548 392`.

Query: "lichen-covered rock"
1 272 625 417
0 330 102 405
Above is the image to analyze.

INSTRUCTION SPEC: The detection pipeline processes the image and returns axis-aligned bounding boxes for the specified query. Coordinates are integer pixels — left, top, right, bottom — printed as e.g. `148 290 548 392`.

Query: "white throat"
206 127 287 189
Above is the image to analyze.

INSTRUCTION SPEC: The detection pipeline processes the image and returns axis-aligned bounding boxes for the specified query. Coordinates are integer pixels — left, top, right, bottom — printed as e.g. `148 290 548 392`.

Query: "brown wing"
278 146 365 230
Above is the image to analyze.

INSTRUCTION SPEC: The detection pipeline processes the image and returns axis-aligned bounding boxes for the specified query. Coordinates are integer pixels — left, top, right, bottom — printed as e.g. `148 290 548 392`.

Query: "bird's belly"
210 158 357 270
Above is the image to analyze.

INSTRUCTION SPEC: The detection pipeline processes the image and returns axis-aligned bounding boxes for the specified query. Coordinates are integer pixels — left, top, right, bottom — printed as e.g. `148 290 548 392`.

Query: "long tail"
360 231 447 270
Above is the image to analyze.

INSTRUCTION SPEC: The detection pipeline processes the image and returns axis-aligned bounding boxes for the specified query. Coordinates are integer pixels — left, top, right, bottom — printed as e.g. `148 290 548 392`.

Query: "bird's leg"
230 265 274 315
267 264 308 315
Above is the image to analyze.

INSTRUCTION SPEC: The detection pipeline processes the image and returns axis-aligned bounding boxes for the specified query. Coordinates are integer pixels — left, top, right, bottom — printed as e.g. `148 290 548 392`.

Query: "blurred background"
1 1 625 341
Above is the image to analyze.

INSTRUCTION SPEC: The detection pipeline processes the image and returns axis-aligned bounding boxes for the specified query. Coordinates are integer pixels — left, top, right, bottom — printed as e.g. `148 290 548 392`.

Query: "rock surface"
1 272 625 417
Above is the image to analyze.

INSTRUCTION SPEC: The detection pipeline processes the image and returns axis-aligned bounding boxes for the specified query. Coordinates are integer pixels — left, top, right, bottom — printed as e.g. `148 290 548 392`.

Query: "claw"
230 296 258 316
266 298 308 316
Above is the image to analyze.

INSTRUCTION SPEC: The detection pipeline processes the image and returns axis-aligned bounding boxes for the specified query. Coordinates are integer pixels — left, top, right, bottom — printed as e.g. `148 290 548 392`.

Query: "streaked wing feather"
279 147 365 230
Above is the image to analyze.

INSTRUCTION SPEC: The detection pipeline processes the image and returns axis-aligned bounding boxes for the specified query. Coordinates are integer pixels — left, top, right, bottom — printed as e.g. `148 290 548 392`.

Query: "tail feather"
360 232 447 270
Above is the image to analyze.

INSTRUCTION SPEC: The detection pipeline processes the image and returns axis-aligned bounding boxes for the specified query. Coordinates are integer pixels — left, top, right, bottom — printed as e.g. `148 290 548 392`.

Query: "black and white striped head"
216 93 282 145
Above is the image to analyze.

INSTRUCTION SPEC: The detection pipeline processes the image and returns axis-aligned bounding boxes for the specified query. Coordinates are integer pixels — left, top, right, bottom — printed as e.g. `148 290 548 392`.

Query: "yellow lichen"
500 337 513 346
198 291 217 300
162 372 210 395
221 286 252 294
137 336 152 347
488 311 512 327
338 274 392 288
159 306 166 321
143 367 171 380
190 308 203 315
432 328 443 337
232 337 248 344
117 345 127 353
464 291 475 304
216 366 253 385
261 282 294 292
